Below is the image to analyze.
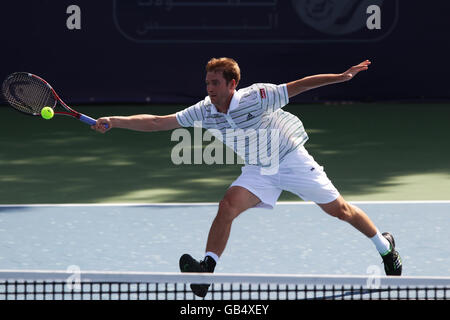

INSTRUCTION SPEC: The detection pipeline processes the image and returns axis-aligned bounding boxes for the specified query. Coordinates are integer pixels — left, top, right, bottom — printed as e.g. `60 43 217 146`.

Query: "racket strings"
2 73 56 115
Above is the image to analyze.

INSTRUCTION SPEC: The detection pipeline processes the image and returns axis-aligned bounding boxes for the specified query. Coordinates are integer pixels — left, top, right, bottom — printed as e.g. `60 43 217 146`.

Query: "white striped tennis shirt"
175 83 308 167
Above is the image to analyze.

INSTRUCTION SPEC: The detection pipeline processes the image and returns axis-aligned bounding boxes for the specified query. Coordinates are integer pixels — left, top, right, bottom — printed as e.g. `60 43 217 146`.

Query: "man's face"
206 71 236 108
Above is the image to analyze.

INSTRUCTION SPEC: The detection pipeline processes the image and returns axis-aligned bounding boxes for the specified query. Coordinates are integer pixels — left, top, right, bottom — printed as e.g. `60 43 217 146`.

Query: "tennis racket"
2 72 107 128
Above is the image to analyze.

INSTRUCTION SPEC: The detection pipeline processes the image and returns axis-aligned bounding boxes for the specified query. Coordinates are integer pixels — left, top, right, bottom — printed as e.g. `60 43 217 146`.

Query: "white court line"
1 200 450 208
0 270 449 286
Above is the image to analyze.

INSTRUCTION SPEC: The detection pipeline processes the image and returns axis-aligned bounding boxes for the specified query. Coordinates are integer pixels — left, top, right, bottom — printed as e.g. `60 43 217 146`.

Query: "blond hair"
205 57 241 86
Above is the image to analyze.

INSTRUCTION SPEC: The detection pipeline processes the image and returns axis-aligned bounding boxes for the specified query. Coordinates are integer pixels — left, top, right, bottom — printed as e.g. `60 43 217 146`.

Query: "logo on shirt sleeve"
259 88 266 99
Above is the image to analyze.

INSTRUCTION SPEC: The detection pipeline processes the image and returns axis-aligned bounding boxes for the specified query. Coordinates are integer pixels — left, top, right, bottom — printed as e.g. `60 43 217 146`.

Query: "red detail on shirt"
260 88 266 99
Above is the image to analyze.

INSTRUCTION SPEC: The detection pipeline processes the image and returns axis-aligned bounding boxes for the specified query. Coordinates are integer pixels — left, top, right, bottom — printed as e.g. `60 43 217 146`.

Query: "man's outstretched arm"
286 60 371 98
91 113 181 133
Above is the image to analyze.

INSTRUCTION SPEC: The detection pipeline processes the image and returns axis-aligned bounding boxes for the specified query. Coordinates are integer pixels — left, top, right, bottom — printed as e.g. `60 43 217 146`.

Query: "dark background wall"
1 0 448 104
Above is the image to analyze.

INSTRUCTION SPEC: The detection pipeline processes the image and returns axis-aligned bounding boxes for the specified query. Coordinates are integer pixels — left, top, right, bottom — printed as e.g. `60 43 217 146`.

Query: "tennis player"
92 58 402 297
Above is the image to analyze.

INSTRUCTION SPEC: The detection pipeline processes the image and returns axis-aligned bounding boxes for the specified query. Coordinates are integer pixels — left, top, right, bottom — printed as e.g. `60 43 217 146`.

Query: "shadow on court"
1 103 449 204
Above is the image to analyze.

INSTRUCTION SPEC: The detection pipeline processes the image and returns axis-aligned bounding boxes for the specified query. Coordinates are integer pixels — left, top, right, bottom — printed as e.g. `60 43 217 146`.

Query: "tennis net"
0 270 448 300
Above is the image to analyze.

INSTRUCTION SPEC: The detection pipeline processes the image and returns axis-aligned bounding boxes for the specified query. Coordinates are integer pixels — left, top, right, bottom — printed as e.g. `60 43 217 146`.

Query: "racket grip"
79 114 109 129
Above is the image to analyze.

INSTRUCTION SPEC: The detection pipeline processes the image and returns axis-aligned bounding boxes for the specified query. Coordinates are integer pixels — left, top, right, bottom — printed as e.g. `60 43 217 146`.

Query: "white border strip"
1 201 450 208
0 270 449 287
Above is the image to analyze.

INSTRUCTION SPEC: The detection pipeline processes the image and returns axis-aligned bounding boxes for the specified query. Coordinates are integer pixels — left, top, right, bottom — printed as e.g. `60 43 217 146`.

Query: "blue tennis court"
0 201 448 277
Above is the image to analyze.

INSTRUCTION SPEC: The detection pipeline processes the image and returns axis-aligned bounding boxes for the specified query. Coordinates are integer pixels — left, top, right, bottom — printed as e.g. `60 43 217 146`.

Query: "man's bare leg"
317 195 377 237
179 186 261 297
205 186 261 257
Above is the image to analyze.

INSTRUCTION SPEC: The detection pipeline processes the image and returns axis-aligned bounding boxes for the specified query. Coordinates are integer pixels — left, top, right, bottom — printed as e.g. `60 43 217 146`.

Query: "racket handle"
79 114 109 129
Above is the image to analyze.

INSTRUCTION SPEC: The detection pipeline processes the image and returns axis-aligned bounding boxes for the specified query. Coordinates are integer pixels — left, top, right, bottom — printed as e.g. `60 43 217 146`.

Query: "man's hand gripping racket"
2 72 108 129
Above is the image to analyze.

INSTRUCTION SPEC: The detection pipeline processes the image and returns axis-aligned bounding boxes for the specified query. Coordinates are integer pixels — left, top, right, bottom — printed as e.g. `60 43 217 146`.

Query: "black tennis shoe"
381 232 402 276
179 254 216 298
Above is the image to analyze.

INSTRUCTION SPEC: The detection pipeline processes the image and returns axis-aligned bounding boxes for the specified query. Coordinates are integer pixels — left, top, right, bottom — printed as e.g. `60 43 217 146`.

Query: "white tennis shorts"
230 146 340 209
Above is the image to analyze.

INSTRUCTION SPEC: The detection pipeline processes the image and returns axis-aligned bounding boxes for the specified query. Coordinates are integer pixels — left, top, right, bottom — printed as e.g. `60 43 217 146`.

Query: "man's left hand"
340 60 371 81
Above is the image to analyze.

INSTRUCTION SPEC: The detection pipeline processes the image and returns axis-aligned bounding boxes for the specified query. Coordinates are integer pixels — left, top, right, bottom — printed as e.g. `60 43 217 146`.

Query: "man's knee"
217 198 241 223
324 201 353 221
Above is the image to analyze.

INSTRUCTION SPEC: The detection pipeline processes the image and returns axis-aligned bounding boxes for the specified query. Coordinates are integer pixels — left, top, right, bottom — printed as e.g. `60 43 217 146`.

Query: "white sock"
370 230 391 255
205 251 219 263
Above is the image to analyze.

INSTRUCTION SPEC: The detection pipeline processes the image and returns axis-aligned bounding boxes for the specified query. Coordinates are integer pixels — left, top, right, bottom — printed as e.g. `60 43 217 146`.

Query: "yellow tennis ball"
41 106 54 120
